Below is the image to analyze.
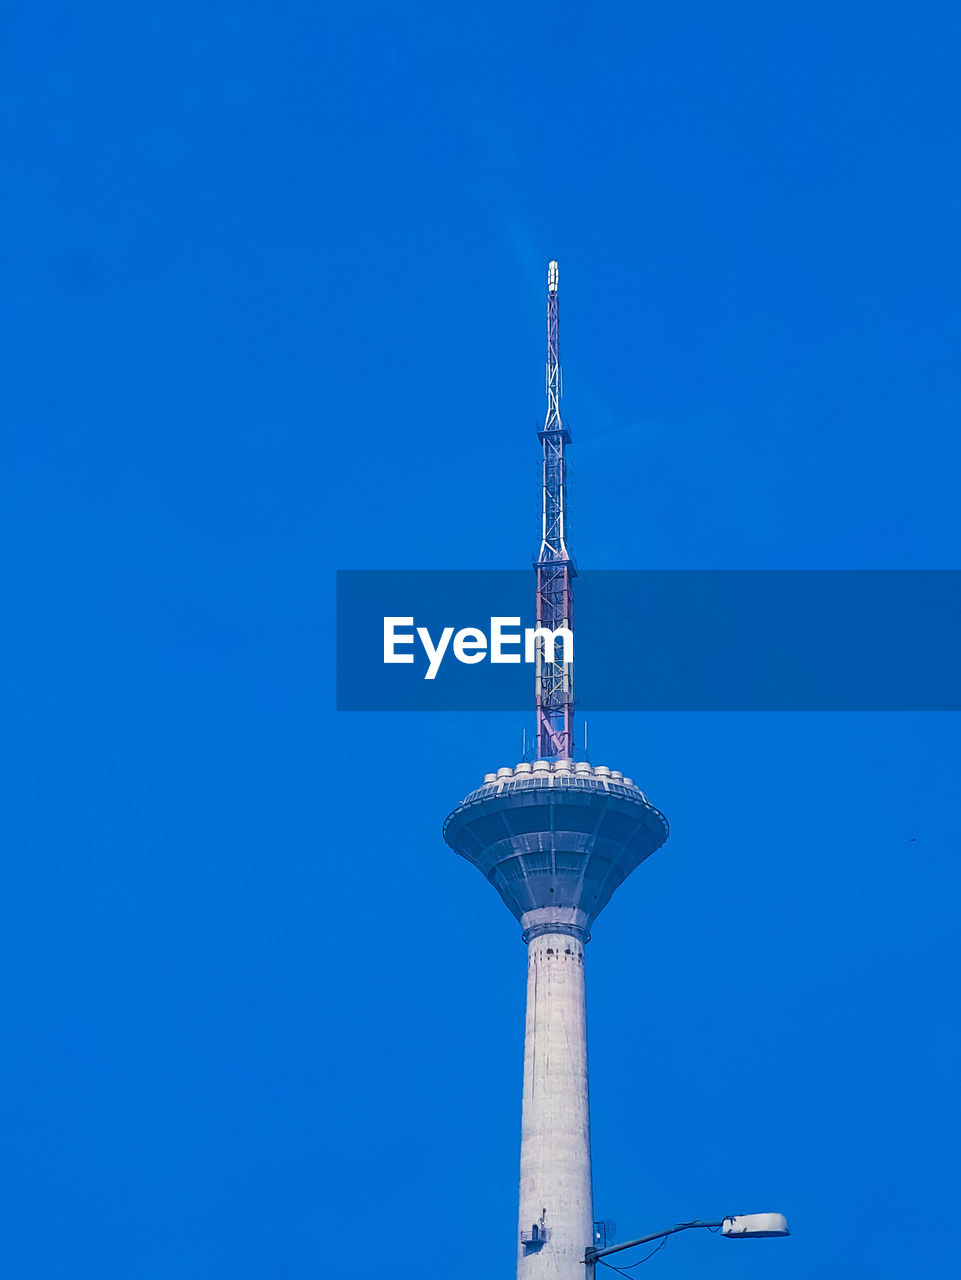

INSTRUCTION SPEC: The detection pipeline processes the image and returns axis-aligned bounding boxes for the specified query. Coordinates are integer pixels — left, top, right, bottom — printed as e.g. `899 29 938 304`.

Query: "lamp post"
584 1213 790 1275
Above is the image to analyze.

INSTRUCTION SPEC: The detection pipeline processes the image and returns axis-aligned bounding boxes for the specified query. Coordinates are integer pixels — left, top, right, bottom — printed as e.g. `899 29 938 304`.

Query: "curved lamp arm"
585 1213 789 1271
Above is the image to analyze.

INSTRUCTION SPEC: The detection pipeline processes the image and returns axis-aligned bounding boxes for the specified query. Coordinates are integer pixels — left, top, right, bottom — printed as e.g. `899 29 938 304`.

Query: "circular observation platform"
443 761 668 942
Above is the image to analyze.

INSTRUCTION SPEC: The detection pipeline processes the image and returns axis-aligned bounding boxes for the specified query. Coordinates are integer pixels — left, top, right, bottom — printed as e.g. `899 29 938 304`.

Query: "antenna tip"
548 260 558 293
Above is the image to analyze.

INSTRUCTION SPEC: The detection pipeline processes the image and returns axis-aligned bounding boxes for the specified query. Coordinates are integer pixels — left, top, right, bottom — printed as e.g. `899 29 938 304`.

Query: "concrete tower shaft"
517 931 592 1280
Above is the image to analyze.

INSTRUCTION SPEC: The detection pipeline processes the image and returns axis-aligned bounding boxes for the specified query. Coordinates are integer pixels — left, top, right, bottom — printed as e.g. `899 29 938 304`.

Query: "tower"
444 263 669 1279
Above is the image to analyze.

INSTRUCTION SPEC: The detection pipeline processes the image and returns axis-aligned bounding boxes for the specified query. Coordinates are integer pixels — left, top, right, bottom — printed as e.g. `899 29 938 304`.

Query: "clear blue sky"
3 2 960 1277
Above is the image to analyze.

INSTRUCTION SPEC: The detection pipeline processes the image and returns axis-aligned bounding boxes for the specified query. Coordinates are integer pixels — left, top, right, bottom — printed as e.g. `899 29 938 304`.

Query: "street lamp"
585 1213 789 1274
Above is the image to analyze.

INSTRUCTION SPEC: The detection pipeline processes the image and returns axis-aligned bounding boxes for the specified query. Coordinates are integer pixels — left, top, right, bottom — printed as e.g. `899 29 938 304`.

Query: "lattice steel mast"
535 260 575 759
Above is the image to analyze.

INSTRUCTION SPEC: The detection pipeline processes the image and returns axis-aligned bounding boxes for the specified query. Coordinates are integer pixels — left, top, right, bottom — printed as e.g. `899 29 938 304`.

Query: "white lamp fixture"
722 1213 791 1238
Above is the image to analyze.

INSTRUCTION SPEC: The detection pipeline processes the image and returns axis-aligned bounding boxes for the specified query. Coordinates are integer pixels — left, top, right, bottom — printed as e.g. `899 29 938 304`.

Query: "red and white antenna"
534 260 576 759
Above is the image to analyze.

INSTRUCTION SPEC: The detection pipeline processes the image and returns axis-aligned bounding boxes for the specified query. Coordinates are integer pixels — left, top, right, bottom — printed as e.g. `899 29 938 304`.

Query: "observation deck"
444 760 669 942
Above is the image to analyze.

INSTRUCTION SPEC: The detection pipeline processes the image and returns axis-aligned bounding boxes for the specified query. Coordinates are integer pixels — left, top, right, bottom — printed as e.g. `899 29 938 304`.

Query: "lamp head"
722 1213 790 1239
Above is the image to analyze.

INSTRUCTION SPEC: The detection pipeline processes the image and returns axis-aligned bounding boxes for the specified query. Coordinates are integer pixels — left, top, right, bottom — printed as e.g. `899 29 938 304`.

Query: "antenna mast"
534 260 575 759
